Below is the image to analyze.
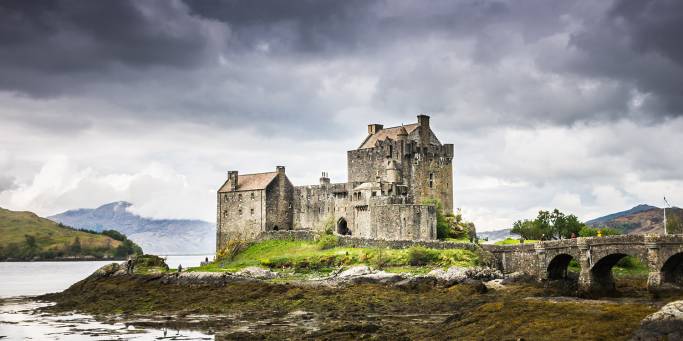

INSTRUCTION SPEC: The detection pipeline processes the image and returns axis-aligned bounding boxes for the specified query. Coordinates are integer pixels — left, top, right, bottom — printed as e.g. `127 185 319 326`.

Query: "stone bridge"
483 235 683 293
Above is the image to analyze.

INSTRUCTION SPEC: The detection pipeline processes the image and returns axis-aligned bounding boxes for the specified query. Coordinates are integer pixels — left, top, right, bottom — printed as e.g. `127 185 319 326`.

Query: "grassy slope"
193 239 479 274
0 207 122 259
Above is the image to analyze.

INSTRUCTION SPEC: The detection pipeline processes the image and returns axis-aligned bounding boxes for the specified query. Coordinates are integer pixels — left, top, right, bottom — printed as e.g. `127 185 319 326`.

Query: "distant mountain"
586 204 683 235
0 206 140 261
477 228 519 242
49 202 215 255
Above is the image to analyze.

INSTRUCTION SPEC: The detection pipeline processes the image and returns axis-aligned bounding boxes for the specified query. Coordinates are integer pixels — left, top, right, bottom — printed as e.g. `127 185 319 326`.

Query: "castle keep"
217 115 454 251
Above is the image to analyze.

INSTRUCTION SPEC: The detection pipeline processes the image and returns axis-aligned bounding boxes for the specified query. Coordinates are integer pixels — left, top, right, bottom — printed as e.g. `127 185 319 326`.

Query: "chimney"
276 166 285 175
368 124 384 135
227 171 238 191
417 114 430 147
320 171 330 186
417 114 430 129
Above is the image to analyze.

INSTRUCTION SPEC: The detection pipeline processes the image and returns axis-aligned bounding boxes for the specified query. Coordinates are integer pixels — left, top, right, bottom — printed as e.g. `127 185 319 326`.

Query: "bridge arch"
661 252 683 286
547 253 578 280
587 251 647 294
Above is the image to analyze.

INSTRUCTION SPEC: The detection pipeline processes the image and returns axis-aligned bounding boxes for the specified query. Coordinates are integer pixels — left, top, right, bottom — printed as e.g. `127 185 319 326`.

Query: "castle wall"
409 143 454 213
367 204 436 240
265 172 294 231
216 190 265 251
293 182 348 232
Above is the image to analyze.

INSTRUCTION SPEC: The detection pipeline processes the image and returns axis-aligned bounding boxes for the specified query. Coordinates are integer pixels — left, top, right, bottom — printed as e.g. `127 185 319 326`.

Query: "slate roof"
218 172 278 192
358 123 419 149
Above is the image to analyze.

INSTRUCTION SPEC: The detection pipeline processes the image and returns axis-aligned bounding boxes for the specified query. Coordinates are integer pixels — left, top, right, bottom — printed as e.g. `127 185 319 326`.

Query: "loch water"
0 255 214 340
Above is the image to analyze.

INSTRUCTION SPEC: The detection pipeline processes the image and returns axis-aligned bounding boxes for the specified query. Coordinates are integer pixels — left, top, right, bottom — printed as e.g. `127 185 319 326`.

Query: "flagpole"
664 196 669 235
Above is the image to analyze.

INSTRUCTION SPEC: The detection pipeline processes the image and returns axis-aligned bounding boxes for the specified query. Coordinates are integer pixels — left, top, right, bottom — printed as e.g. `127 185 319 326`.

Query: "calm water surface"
0 255 213 340
0 255 211 298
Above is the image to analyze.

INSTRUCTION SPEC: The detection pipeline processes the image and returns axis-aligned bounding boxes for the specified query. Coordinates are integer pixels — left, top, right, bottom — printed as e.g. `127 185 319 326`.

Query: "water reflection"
0 298 213 340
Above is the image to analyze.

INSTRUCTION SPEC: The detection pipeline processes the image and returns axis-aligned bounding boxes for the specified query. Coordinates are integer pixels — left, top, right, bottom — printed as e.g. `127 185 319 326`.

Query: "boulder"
462 279 488 294
465 267 503 281
236 267 280 279
336 265 373 278
631 300 683 340
394 276 438 290
501 271 534 284
350 271 404 285
428 267 469 287
170 272 228 286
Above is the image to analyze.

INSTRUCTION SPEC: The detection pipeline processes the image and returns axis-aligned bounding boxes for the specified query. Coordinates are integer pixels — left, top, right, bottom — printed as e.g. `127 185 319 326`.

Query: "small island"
0 207 142 261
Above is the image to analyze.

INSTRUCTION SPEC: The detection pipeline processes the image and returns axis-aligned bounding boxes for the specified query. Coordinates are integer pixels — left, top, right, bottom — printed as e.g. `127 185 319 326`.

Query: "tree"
24 235 37 249
422 198 477 240
579 226 620 237
69 237 82 254
512 209 588 240
101 229 126 241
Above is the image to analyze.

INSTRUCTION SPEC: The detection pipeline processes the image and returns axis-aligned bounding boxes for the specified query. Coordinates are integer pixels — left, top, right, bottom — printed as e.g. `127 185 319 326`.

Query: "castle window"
238 208 243 215
429 172 434 188
223 210 227 218
238 194 243 201
250 192 255 200
250 208 254 215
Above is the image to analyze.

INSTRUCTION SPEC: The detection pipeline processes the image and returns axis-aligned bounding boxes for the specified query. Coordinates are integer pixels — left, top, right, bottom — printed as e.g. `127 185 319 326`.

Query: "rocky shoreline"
35 261 683 340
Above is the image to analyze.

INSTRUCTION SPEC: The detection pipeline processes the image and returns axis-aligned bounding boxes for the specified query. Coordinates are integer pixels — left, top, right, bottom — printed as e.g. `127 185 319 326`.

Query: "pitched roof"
358 123 419 149
218 172 278 192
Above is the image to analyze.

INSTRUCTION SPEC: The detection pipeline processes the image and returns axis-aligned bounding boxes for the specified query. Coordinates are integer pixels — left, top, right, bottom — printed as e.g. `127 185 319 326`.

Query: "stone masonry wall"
265 172 294 231
217 190 266 251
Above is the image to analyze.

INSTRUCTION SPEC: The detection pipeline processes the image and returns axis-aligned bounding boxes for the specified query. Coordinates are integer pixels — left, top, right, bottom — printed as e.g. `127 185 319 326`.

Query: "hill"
0 207 141 261
477 228 519 242
586 205 683 235
49 202 215 255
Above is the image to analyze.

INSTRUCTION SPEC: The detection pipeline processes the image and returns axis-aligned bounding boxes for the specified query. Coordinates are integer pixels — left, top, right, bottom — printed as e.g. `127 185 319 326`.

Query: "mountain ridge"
49 202 215 255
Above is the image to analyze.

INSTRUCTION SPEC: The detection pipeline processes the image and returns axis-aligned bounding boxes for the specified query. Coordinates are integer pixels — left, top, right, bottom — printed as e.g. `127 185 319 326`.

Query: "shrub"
323 216 335 235
407 246 439 266
317 234 339 250
217 237 249 261
133 254 169 270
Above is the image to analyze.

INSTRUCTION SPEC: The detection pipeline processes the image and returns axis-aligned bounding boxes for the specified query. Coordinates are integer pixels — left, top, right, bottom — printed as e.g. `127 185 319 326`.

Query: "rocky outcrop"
236 267 280 279
631 300 683 341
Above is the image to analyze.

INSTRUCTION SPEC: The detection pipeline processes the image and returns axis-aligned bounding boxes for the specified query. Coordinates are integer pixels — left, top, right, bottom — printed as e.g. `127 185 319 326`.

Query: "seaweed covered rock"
131 254 169 274
631 300 683 341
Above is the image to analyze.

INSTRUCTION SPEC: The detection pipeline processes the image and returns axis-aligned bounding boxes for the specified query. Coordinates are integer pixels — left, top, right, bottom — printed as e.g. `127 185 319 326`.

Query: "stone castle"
216 115 454 251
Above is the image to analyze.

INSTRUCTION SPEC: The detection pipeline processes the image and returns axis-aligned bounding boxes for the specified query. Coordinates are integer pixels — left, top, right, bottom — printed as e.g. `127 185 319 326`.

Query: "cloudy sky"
1 0 682 231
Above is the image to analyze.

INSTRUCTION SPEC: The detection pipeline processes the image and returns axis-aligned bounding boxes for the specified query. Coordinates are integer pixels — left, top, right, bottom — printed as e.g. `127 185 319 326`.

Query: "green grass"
191 239 479 273
495 238 539 245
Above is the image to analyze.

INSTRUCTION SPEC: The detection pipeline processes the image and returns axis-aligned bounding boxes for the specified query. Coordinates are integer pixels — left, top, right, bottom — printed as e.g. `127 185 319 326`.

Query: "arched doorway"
337 218 350 236
273 225 279 231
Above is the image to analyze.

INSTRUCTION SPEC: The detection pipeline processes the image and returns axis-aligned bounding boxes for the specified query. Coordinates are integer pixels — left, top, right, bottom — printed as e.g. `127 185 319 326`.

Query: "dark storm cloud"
0 0 223 96
564 0 683 117
1 0 682 130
